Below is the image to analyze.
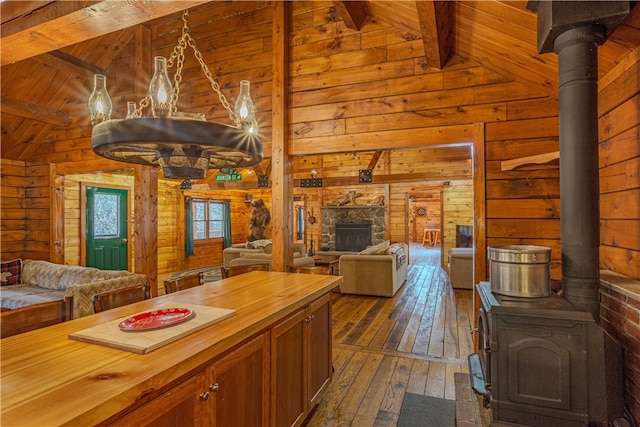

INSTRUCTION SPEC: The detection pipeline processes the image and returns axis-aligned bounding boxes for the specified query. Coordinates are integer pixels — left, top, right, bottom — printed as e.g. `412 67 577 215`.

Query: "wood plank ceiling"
1 1 638 163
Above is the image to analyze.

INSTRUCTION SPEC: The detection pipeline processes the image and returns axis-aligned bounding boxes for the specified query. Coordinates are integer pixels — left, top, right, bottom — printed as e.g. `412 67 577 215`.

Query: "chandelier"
88 10 263 179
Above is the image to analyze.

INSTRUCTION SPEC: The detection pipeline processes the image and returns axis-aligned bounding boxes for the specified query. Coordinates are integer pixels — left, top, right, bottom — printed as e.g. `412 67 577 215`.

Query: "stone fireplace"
320 206 385 251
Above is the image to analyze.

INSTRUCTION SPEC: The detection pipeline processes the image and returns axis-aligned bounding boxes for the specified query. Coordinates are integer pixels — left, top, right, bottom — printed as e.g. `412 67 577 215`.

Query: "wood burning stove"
469 282 625 426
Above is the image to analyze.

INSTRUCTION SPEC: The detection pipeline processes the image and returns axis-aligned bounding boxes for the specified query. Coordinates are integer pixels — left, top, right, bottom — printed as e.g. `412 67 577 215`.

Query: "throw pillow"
358 240 390 255
246 239 272 250
1 258 22 286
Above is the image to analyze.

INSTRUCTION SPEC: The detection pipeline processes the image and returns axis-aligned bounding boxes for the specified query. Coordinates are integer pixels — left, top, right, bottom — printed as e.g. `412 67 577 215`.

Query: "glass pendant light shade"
88 74 112 126
234 80 258 134
126 101 137 119
148 56 173 118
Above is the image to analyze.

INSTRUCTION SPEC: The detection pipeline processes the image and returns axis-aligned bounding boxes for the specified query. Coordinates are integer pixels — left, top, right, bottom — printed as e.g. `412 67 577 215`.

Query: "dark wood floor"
306 243 475 426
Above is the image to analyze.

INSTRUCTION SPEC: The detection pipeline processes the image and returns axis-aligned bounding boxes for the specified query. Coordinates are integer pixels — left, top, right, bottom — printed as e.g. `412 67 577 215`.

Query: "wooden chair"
220 263 269 278
288 265 333 275
92 283 148 314
164 271 205 294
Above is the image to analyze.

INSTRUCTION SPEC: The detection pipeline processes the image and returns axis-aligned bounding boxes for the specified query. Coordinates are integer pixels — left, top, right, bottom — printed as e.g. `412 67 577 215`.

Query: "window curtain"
185 198 195 256
223 200 232 248
297 206 304 240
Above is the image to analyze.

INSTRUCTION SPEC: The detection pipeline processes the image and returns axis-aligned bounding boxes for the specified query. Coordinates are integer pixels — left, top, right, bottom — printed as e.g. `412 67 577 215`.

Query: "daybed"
1 259 147 337
338 241 409 297
223 240 315 268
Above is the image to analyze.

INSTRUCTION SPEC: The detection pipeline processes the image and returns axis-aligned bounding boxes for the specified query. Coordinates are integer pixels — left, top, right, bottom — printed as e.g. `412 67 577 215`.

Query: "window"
193 199 225 240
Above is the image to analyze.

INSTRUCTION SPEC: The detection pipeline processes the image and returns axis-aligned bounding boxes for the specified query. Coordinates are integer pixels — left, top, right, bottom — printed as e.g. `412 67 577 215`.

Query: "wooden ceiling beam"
32 51 107 77
199 169 470 191
366 151 383 170
416 0 453 69
1 95 72 127
332 1 371 31
1 1 56 25
1 0 209 66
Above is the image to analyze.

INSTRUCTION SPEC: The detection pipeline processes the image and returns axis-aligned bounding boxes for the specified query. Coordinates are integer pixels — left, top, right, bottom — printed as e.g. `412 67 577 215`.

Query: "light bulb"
88 74 112 125
149 56 173 117
234 80 258 134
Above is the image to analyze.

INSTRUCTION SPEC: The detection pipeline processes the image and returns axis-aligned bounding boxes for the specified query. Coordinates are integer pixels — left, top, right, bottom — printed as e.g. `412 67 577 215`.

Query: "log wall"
597 47 640 425
0 159 26 261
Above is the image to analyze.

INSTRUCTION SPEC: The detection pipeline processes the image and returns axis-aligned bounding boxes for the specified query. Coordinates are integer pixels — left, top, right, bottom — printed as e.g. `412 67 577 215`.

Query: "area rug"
171 265 222 283
397 393 455 427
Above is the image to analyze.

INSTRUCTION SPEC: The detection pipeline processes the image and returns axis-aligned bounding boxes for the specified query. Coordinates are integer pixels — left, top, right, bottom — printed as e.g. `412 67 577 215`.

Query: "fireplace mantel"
320 206 385 251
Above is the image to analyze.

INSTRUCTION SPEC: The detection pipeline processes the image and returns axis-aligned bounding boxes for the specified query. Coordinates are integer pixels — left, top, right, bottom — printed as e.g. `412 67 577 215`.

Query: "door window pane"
94 194 119 237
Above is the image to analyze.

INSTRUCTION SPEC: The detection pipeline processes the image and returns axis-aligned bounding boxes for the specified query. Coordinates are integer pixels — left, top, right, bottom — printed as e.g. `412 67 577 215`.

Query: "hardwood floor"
306 243 475 426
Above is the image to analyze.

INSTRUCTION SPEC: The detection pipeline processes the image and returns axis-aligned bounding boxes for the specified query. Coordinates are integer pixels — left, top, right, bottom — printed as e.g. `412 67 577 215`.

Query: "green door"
86 187 128 270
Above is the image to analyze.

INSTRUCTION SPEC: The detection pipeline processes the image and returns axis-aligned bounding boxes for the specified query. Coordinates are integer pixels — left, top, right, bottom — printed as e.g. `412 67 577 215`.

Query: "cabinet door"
109 372 206 427
271 308 307 427
307 293 332 406
207 333 269 427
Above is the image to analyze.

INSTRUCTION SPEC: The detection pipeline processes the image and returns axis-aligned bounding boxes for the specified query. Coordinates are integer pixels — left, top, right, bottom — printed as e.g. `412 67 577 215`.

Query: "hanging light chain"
163 10 237 123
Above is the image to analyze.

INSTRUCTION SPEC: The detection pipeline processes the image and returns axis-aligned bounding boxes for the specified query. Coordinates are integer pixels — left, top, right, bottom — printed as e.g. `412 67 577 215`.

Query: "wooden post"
472 122 486 352
50 165 65 264
134 165 158 296
270 1 292 272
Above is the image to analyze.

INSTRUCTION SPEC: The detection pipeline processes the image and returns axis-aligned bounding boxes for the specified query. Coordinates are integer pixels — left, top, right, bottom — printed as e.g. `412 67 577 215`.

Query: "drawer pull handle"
200 392 210 401
209 383 219 392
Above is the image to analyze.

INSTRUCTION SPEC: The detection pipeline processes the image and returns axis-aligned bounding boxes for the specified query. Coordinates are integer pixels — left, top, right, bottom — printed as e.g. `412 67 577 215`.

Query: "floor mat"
397 393 455 427
171 265 222 283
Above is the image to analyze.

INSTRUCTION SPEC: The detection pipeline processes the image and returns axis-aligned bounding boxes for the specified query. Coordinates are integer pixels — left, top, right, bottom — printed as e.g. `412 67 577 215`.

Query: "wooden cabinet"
110 372 205 427
271 293 332 427
110 333 269 427
108 294 332 427
205 333 270 426
307 293 332 406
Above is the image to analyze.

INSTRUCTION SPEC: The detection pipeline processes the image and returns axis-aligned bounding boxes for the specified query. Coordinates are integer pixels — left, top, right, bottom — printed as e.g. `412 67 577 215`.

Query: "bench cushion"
0 285 66 310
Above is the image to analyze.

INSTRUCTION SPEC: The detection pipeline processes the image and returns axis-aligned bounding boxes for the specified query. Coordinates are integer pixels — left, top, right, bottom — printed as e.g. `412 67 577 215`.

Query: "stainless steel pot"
488 245 551 297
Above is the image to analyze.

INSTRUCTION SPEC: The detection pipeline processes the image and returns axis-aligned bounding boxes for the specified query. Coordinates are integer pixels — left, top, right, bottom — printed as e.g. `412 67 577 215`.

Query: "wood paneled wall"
25 163 51 262
598 48 640 280
0 159 26 261
597 47 640 425
0 2 636 286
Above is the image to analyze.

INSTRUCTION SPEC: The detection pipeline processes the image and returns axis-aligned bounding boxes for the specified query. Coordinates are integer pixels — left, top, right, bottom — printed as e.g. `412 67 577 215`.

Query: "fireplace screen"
335 223 371 251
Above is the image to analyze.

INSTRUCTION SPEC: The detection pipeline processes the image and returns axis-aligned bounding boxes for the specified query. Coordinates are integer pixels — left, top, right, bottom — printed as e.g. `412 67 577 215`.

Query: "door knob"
122 238 128 243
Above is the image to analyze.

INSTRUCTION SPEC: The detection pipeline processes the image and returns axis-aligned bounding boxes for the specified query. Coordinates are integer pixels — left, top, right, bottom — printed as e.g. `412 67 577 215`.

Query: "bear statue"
248 198 271 242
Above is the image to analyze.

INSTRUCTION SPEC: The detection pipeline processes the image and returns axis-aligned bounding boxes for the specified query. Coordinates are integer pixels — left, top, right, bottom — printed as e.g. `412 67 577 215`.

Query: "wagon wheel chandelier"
88 9 262 179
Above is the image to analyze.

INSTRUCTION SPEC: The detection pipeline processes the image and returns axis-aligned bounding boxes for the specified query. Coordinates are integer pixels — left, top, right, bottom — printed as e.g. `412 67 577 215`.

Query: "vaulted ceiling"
1 1 639 163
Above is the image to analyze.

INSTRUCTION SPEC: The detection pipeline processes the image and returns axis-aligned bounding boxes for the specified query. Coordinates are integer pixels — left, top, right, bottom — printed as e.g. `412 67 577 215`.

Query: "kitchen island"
1 271 342 426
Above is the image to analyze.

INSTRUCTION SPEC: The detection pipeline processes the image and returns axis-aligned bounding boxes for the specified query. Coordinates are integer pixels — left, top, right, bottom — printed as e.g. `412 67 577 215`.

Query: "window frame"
192 198 226 241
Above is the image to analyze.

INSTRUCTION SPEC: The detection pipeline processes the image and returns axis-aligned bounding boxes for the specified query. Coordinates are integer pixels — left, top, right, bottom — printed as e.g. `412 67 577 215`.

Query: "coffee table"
312 255 340 275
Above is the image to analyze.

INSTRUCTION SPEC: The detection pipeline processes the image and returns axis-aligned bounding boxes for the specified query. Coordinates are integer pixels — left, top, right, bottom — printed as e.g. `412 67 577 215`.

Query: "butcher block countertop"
1 271 342 427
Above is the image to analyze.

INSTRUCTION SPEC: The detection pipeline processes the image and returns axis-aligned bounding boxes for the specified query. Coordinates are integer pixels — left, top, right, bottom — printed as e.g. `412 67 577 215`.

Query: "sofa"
223 240 315 268
1 260 147 336
448 248 473 289
338 241 409 297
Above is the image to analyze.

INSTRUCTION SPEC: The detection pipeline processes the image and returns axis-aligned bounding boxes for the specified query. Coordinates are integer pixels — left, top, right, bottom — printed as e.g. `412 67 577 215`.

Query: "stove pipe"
554 25 604 320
